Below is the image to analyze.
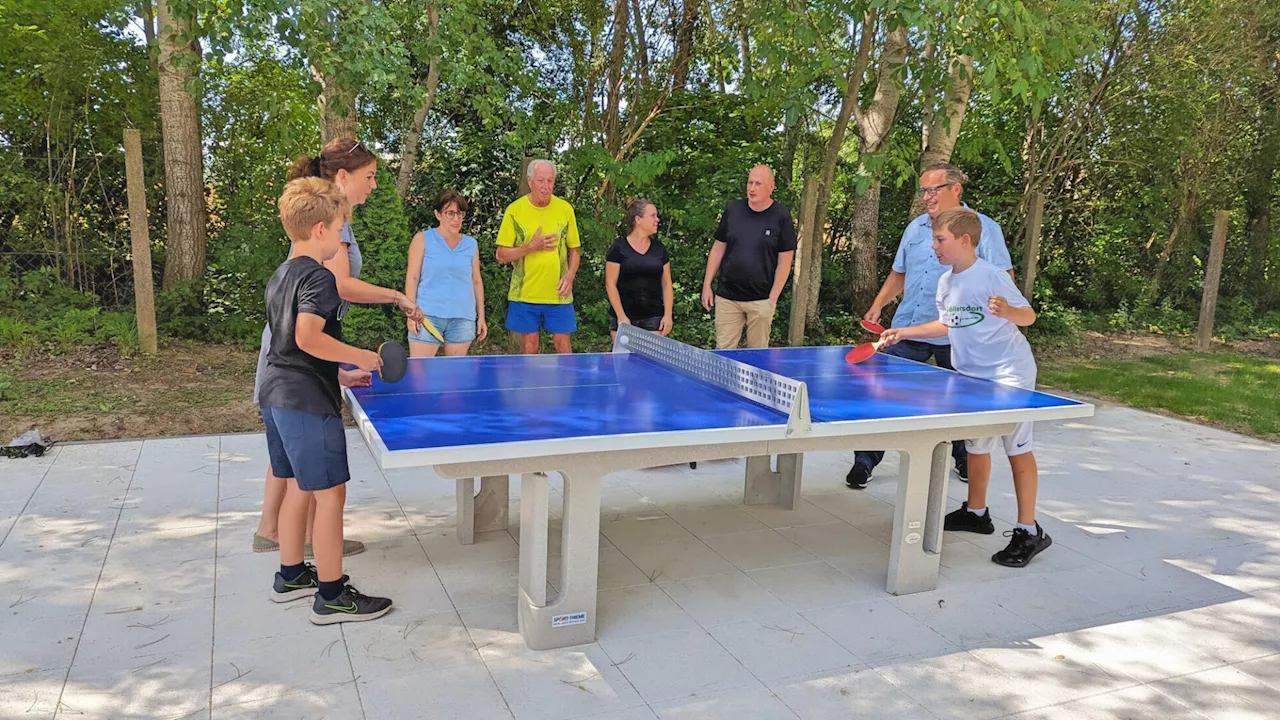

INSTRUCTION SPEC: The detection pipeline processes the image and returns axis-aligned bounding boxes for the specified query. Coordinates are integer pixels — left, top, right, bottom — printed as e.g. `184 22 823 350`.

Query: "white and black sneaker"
310 585 393 625
270 563 348 603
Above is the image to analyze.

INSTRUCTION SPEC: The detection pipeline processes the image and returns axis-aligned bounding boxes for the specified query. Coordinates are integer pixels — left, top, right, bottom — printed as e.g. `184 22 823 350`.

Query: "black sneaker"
955 456 969 483
845 464 872 490
270 564 348 603
943 502 995 534
310 585 393 625
992 524 1052 567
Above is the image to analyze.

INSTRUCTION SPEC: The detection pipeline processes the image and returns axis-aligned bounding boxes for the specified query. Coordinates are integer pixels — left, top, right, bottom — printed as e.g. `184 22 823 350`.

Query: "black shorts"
261 405 350 491
608 315 662 332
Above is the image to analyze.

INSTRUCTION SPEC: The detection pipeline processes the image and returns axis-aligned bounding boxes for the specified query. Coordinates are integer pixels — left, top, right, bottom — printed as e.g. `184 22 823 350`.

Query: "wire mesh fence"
0 246 137 310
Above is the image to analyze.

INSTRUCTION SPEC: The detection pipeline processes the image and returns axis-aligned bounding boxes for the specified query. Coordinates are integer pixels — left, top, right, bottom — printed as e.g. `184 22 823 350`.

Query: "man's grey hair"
922 162 968 186
526 159 556 179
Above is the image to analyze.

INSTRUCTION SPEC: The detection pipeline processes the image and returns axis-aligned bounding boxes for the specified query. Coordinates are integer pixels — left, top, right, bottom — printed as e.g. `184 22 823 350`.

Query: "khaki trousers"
714 296 775 350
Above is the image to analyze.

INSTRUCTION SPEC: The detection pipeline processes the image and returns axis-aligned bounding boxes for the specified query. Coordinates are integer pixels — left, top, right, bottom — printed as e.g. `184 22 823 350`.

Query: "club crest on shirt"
942 305 985 328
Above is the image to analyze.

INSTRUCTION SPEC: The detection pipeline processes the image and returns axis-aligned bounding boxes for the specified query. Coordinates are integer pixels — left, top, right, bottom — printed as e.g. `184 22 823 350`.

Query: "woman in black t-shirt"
605 199 673 341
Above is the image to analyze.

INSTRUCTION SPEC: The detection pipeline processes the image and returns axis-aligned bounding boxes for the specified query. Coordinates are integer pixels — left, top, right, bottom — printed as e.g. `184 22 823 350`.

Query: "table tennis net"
612 325 811 433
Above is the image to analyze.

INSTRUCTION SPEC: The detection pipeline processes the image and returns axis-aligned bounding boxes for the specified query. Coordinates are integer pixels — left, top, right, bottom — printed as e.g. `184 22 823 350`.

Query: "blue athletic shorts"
261 405 350 491
505 301 577 334
408 315 477 345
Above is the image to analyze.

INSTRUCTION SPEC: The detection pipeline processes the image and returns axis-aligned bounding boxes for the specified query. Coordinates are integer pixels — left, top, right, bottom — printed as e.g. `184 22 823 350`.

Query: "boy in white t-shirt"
880 207 1050 567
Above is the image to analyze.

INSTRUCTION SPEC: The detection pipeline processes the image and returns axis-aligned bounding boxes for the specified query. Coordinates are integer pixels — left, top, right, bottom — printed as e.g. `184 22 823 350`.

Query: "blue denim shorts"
261 405 350 491
408 315 477 345
506 301 577 334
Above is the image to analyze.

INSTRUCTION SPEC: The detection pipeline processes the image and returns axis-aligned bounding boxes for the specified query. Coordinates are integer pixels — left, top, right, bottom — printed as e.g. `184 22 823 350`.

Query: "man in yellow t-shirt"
495 159 582 353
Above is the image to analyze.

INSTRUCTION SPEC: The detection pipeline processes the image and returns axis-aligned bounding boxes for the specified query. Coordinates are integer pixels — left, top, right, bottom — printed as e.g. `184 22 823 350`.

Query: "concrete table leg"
518 468 602 650
456 475 511 544
743 454 803 509
887 440 951 595
476 475 510 533
456 478 476 545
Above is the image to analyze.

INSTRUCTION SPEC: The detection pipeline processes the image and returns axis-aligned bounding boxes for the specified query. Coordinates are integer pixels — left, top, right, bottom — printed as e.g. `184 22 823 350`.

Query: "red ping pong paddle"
860 319 885 335
377 341 408 383
844 342 878 364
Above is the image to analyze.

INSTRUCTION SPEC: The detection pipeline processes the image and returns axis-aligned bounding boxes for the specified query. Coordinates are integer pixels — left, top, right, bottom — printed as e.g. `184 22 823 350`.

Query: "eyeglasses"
343 141 369 156
917 182 955 197
441 210 467 220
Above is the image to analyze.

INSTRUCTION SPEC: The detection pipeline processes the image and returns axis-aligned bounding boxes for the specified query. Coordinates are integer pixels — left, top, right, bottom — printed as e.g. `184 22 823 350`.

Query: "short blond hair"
932 207 982 246
278 177 350 242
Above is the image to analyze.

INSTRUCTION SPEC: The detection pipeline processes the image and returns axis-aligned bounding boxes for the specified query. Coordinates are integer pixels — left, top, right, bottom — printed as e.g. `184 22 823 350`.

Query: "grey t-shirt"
337 222 362 321
253 223 361 403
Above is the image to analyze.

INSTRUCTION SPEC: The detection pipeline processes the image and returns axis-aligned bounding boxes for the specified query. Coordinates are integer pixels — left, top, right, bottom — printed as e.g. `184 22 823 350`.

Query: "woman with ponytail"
251 137 424 558
604 198 673 342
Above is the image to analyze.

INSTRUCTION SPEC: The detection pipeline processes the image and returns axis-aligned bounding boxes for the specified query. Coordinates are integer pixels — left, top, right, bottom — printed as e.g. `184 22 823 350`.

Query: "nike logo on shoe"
326 602 358 613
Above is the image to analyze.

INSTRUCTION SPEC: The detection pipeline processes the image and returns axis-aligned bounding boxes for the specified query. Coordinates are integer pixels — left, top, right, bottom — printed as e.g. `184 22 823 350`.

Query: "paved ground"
2 405 1279 719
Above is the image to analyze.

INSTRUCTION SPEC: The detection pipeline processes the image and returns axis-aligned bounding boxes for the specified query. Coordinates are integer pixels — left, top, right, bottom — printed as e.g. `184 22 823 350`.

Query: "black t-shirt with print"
258 257 343 417
606 236 669 320
712 199 798 302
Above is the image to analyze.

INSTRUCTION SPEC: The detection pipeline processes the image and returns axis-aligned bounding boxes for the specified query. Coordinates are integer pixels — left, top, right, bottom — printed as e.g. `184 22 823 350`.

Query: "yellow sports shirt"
496 195 581 304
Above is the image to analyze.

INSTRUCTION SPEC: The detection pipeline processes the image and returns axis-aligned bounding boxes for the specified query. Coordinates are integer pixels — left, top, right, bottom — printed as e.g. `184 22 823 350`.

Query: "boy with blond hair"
880 207 1050 567
259 177 393 621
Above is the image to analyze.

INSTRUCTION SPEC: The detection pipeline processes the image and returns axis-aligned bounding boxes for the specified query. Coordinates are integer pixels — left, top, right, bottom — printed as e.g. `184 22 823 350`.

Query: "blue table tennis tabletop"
347 345 1085 457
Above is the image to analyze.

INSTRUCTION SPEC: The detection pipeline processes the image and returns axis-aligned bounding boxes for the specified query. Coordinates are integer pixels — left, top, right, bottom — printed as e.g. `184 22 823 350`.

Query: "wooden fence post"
123 129 158 356
1019 191 1045 302
788 176 818 346
1197 210 1230 351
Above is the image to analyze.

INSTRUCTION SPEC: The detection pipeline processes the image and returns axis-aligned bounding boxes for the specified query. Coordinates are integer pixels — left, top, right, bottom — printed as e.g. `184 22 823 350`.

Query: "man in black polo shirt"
700 165 797 349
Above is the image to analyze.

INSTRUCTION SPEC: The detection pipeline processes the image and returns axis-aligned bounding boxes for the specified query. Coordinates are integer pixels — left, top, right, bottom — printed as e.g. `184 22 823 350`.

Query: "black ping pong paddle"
377 341 408 383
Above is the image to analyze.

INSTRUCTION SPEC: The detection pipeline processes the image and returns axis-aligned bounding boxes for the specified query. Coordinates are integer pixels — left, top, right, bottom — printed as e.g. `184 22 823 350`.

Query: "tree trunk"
705 0 726 94
848 177 884 312
671 0 698 92
1243 79 1278 297
604 0 629 156
807 15 875 319
630 0 649 90
1148 170 1199 303
312 64 358 143
156 0 207 290
737 10 752 87
778 116 801 189
141 0 158 73
396 4 441 198
583 27 603 142
789 176 818 344
847 25 909 312
908 53 974 217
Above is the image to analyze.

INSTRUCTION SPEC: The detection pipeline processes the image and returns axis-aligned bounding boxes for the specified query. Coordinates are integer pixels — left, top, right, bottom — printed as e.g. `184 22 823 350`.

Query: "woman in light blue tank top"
404 190 488 357
251 138 426 559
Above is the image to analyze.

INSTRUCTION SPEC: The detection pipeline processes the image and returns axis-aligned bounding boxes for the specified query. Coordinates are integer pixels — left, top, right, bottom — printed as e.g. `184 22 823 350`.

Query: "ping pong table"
345 325 1093 649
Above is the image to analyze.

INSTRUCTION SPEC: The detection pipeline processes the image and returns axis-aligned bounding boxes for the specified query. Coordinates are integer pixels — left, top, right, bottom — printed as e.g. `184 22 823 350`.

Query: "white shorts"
966 422 1034 456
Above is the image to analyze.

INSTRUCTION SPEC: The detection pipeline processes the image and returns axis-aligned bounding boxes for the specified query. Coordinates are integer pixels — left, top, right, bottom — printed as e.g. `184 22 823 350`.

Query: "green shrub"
0 317 35 347
155 280 210 341
99 311 139 356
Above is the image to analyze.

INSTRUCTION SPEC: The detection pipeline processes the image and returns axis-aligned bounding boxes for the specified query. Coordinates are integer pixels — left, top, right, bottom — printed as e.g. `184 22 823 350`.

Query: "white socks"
968 506 988 517
1016 522 1038 535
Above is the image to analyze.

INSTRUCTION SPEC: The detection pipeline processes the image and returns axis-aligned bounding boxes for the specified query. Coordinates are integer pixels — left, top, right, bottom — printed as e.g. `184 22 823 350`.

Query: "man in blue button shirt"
846 162 1015 490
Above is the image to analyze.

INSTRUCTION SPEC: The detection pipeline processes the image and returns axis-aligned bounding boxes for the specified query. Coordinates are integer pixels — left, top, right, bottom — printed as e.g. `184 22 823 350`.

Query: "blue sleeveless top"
415 228 477 320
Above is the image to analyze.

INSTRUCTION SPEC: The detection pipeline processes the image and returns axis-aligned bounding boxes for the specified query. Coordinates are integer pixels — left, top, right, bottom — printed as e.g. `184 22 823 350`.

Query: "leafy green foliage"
342 165 416 349
2 0 1278 359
